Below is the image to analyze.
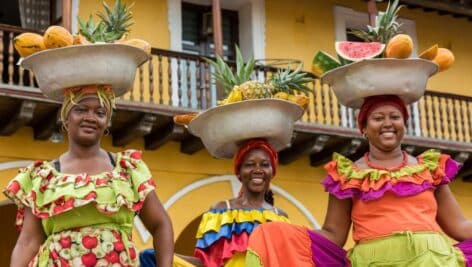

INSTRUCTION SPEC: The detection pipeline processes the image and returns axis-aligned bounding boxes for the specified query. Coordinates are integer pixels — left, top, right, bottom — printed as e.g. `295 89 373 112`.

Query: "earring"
104 128 110 136
62 124 68 133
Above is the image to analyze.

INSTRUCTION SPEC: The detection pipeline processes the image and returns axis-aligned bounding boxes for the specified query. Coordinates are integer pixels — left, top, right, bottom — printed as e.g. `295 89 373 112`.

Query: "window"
182 2 239 60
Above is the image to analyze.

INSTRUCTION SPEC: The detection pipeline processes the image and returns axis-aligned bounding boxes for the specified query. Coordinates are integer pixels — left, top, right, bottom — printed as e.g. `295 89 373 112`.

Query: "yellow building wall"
265 0 472 96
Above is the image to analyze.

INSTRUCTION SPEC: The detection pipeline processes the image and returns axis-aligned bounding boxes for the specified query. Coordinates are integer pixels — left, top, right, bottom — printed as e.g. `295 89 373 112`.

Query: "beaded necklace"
364 150 409 171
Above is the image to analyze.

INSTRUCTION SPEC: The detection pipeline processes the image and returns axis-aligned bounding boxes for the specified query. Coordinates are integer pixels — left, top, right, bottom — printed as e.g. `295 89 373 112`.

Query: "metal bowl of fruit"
21 43 149 101
188 99 304 159
321 58 438 108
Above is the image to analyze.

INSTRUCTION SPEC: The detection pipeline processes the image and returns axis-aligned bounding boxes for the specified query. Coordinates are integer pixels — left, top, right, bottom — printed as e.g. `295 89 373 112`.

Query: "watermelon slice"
336 41 385 65
311 51 341 77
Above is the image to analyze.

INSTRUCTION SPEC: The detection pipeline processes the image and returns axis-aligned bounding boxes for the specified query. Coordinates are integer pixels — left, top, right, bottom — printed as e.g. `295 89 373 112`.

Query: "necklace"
364 150 409 171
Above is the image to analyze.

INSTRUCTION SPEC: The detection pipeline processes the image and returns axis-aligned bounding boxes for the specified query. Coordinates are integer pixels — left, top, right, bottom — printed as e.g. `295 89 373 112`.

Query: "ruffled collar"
322 150 460 201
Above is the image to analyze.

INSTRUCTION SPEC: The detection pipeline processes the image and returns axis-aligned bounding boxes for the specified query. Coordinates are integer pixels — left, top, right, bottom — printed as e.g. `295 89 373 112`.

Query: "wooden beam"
113 113 157 146
310 139 367 166
180 135 204 155
0 101 36 135
145 123 185 150
400 0 472 17
279 135 330 165
62 0 72 31
33 109 61 140
212 0 223 57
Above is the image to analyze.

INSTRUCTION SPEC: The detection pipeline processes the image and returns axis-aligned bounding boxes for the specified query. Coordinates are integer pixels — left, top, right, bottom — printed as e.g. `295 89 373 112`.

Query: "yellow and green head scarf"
60 85 116 127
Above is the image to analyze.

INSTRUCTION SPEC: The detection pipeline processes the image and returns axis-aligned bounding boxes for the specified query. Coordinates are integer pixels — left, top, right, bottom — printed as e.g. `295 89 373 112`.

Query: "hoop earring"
104 128 110 136
62 124 68 133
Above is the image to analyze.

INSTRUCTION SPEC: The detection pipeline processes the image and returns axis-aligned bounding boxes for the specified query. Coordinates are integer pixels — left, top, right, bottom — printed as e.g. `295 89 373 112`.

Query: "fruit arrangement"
205 47 313 109
13 0 151 58
312 0 454 76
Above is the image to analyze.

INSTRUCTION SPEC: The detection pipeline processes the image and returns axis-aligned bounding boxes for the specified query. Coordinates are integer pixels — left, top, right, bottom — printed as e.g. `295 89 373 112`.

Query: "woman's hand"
436 185 472 241
139 191 174 267
317 194 352 247
10 207 45 267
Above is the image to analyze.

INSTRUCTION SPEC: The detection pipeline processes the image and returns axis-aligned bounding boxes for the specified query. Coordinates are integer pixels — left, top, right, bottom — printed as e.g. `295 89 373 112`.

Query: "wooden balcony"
2 24 472 179
375 0 472 20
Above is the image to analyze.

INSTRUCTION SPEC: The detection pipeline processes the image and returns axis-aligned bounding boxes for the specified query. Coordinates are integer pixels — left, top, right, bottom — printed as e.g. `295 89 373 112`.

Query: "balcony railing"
2 24 472 148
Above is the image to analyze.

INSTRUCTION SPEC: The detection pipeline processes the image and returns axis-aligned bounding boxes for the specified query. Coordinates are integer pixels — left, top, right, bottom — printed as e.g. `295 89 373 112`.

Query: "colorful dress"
3 150 156 267
195 201 290 267
246 150 472 266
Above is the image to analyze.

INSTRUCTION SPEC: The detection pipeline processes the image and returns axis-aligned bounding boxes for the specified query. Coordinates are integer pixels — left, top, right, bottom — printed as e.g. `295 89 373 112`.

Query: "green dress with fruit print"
3 149 156 267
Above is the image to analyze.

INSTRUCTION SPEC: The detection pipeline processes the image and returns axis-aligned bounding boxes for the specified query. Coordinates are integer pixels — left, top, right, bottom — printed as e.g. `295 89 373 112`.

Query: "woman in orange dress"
246 95 472 266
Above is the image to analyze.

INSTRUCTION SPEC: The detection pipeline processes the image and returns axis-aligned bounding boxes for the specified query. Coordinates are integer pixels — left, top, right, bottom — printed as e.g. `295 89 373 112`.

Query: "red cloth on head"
233 139 278 177
357 95 408 133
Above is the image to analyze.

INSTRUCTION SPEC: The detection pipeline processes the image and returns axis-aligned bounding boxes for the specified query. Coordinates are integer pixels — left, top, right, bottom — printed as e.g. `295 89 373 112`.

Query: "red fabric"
233 139 278 177
194 231 250 267
357 95 408 133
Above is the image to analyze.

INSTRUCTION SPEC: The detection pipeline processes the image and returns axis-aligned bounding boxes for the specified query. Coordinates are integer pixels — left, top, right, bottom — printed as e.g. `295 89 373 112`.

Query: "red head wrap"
357 95 408 134
233 139 278 177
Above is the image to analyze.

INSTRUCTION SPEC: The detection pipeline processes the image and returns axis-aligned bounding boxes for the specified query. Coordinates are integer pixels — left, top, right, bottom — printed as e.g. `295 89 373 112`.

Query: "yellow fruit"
385 34 413 59
273 92 289 100
73 34 91 45
418 44 438 60
121 38 151 55
13 32 45 57
433 48 455 72
288 94 309 109
43 25 73 49
226 88 243 103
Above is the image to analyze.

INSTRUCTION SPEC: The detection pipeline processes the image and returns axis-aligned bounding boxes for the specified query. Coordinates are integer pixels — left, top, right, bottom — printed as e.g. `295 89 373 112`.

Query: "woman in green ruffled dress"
4 85 174 267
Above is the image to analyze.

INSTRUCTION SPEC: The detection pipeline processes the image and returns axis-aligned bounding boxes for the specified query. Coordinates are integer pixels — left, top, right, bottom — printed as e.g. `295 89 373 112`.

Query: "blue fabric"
140 249 157 267
195 221 260 249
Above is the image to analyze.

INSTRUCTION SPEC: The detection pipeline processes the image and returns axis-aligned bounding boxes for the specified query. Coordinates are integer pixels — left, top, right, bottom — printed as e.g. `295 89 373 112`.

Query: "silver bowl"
321 58 438 108
188 99 304 159
21 43 149 100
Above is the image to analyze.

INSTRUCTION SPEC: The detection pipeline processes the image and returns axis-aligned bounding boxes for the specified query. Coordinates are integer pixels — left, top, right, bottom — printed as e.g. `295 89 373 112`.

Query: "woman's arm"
436 185 472 241
317 194 352 247
139 191 174 267
10 207 45 267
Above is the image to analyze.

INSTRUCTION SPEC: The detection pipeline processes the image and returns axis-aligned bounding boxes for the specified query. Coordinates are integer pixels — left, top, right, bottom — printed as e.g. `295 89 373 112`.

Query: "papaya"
418 44 438 60
43 25 73 49
121 38 151 55
432 48 454 72
13 32 45 57
385 34 413 59
73 34 91 45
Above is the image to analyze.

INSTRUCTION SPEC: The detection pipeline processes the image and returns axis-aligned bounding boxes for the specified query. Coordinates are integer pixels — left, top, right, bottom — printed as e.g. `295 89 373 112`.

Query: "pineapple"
78 0 133 43
350 0 403 44
206 46 312 104
269 65 313 95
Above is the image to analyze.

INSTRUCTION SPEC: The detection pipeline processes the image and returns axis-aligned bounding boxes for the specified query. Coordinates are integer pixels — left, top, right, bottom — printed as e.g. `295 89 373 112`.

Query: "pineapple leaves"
78 0 134 43
350 0 403 44
205 45 312 97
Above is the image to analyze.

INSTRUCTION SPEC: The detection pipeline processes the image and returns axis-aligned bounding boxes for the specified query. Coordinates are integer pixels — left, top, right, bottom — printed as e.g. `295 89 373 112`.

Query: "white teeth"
381 132 395 138
251 178 264 185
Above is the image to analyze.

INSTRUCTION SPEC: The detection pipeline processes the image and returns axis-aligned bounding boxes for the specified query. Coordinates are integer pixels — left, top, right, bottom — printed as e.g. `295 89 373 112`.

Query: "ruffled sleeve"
194 208 289 267
3 150 156 231
3 161 42 230
322 150 461 201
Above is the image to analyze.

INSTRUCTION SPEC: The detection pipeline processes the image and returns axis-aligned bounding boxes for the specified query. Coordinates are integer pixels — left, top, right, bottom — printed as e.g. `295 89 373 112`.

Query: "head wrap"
234 139 278 177
357 95 408 134
60 85 115 126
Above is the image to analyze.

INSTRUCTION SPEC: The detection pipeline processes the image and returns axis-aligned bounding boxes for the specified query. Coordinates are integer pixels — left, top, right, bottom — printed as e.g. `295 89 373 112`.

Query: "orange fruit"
418 44 438 60
385 34 413 59
432 48 455 72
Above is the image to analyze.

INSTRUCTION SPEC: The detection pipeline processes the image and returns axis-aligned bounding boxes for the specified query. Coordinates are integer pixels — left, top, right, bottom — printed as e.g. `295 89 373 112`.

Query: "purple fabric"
455 239 472 267
308 230 349 267
322 158 462 201
441 158 461 185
